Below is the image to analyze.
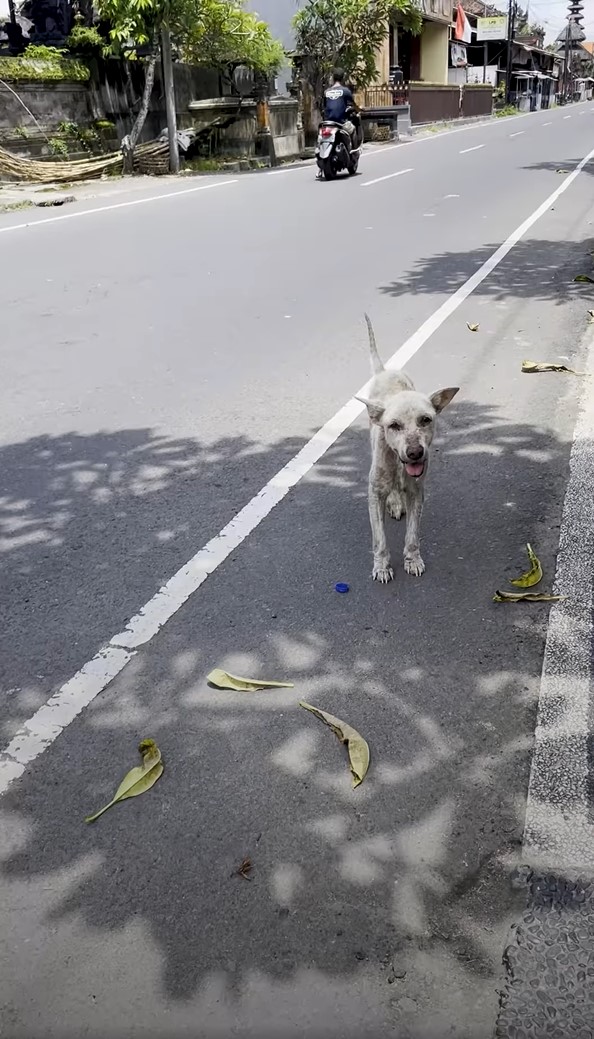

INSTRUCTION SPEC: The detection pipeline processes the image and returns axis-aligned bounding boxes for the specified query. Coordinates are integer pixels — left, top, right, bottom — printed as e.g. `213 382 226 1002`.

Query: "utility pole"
161 9 179 175
505 0 516 104
563 23 571 99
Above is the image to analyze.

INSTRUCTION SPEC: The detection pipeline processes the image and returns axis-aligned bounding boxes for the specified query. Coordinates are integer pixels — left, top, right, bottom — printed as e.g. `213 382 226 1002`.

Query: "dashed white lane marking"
460 144 485 154
524 325 594 870
2 144 594 797
0 180 238 235
444 193 460 198
361 167 414 187
564 115 572 119
510 131 526 137
543 121 552 126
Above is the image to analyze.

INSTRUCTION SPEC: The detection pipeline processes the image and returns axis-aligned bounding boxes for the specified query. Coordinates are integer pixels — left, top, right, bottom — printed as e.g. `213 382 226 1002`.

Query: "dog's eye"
389 422 403 432
419 416 432 426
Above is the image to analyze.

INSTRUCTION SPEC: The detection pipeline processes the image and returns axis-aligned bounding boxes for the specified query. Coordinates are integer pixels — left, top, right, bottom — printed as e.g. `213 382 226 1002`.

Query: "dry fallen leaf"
510 543 543 588
556 168 570 173
235 857 253 880
574 274 594 284
207 668 294 691
588 310 594 323
85 739 163 823
521 360 584 375
466 322 479 332
299 701 370 787
493 590 564 603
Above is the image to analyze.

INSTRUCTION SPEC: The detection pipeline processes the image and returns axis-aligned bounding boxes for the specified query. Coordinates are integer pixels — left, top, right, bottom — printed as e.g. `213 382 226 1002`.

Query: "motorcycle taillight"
321 127 334 138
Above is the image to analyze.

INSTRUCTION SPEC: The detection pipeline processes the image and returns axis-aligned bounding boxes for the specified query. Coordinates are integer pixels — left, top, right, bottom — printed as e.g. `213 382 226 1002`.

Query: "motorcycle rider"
323 68 359 142
317 68 360 177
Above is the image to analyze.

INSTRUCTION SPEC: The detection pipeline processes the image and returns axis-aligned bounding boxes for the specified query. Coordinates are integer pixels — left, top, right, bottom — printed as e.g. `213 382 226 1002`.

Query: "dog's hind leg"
386 489 405 520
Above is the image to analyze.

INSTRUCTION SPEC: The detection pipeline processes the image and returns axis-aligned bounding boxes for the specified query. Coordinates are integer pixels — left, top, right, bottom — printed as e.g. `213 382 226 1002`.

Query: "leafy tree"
293 0 422 100
514 6 545 44
95 0 284 166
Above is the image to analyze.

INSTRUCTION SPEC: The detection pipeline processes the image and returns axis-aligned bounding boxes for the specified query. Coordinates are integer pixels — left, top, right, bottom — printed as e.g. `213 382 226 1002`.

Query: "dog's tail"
364 313 384 374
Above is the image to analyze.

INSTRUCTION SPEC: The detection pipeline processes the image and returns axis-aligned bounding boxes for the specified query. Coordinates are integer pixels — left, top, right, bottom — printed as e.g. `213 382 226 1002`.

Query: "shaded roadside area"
0 391 575 1038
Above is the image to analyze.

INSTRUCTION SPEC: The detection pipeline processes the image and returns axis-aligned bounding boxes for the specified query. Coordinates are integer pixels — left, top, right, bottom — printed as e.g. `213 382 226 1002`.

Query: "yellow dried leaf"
510 543 543 588
299 701 370 787
521 360 583 375
467 322 479 332
85 738 163 824
492 590 564 603
207 669 294 691
588 310 594 323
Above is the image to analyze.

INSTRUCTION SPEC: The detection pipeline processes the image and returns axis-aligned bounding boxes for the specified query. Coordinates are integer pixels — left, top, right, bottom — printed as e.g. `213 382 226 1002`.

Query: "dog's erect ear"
355 395 385 424
430 387 459 413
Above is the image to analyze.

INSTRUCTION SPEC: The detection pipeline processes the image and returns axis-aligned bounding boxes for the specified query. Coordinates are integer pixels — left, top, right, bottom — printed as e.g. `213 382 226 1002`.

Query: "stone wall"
187 96 301 159
0 59 223 140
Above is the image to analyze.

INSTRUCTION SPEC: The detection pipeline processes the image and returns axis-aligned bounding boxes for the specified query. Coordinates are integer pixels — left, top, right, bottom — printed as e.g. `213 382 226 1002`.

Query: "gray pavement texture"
497 869 594 1039
2 104 594 1038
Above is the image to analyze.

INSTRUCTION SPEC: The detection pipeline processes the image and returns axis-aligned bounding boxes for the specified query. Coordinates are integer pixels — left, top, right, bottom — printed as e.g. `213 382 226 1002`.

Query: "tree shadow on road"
378 237 594 305
0 399 577 1037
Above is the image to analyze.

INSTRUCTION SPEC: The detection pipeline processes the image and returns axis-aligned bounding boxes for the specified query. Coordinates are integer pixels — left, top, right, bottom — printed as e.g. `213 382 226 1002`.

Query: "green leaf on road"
510 543 543 588
207 668 294 691
555 168 570 173
521 360 583 375
574 274 594 283
85 738 163 824
492 590 564 603
299 701 370 787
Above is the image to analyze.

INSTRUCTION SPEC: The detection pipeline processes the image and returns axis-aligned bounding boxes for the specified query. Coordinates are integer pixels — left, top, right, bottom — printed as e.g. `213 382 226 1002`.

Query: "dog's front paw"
404 553 425 577
372 562 394 583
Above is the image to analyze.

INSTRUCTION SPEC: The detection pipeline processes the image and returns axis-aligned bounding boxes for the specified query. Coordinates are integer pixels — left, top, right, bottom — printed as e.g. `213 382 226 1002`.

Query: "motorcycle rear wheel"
322 157 337 180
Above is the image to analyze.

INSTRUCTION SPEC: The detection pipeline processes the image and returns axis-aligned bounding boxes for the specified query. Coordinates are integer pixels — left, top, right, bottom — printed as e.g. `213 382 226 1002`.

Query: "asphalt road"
2 104 594 1039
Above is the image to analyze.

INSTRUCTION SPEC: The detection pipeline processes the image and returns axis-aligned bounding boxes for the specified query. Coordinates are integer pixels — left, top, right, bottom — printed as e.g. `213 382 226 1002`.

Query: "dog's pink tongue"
405 462 425 478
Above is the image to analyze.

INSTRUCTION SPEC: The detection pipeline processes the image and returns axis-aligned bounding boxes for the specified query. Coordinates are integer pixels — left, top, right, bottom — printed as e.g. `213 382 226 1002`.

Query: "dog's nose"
406 446 424 462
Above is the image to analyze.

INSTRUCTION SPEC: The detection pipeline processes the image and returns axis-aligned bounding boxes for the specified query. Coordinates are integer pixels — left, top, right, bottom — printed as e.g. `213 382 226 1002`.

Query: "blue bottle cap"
335 582 350 594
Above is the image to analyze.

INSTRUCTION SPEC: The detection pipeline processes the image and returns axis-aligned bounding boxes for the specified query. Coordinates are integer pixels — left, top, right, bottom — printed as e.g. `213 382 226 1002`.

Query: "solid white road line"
460 144 485 154
524 325 594 870
0 179 238 235
267 165 309 175
361 167 413 187
2 145 594 796
510 131 525 137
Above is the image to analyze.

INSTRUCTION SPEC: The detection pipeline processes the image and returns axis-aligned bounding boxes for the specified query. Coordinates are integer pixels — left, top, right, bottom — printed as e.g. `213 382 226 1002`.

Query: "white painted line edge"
2 143 594 796
523 325 594 870
509 131 526 137
0 179 238 235
460 144 485 154
564 115 572 119
361 167 414 187
542 121 552 126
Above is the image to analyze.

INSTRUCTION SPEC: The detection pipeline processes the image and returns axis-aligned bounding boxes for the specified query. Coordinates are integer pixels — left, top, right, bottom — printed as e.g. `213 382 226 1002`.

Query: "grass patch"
495 105 518 118
0 200 34 213
0 44 89 82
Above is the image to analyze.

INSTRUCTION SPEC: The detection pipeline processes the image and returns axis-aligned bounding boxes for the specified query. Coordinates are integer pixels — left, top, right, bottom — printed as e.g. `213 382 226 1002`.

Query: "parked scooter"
315 109 363 180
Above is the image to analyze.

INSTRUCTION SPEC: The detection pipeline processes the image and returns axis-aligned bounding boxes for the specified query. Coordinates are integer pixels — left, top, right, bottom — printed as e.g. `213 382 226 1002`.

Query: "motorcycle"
315 108 363 180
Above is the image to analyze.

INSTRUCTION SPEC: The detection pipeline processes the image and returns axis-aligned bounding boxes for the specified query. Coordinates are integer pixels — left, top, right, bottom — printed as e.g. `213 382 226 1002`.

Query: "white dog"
356 315 459 583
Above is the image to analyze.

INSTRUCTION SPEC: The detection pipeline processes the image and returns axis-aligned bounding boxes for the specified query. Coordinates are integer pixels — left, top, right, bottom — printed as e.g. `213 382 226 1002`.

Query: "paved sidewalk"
497 321 594 1037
